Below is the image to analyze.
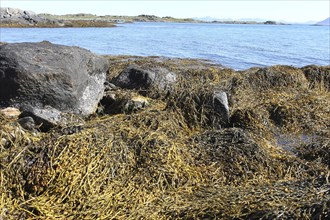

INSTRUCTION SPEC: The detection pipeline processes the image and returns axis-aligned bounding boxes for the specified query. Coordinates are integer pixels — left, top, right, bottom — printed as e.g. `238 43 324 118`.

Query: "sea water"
1 22 329 70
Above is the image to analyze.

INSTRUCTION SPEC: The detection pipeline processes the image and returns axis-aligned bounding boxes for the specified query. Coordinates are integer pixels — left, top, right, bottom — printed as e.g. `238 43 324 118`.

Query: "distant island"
316 17 330 26
1 7 283 28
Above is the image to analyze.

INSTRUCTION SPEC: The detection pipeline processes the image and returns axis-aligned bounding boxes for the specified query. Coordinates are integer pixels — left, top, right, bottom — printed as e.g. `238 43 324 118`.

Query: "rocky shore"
0 42 329 219
0 7 194 27
0 7 116 27
1 7 281 28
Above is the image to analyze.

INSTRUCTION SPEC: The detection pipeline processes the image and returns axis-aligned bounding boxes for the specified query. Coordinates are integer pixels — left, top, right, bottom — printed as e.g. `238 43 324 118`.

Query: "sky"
1 1 329 23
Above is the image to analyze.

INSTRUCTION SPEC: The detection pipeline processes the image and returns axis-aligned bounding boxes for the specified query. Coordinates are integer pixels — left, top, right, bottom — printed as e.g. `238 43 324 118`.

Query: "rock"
193 128 267 181
1 137 7 147
18 116 35 131
99 92 116 114
18 105 85 132
123 96 150 113
100 91 149 115
0 42 108 118
111 65 154 90
213 90 229 124
264 21 277 25
0 107 20 118
245 66 308 90
19 105 63 131
104 81 117 91
111 65 176 93
60 125 83 135
301 65 330 91
0 7 62 26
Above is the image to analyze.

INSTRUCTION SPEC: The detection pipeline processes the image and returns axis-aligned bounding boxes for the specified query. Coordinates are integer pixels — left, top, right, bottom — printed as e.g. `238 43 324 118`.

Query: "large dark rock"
111 65 177 92
0 42 108 120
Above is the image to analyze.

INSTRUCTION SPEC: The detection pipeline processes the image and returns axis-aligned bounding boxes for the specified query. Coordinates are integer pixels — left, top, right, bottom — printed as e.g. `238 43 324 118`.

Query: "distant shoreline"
0 7 286 28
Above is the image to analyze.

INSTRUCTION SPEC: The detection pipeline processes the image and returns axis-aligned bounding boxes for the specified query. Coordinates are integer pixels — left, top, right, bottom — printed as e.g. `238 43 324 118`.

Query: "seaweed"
1 56 329 219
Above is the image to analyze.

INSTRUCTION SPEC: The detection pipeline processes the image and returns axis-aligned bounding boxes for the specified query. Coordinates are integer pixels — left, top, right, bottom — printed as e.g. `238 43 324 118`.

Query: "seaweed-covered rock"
0 42 108 117
111 65 177 92
245 65 308 90
296 134 330 167
192 128 270 182
301 65 330 91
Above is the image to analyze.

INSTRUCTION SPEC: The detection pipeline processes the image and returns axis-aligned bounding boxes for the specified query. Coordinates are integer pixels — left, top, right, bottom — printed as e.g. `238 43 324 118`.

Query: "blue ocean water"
1 22 329 70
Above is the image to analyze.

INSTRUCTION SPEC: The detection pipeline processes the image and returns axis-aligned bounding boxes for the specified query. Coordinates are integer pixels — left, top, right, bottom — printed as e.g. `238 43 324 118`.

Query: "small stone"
213 90 229 125
61 125 83 135
100 92 150 115
19 105 65 132
0 107 21 118
107 93 116 101
1 137 7 146
123 96 150 113
104 82 117 91
18 116 35 131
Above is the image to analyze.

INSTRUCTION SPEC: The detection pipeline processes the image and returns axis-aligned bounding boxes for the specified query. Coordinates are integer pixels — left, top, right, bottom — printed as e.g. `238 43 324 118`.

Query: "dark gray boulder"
0 42 108 122
111 65 177 92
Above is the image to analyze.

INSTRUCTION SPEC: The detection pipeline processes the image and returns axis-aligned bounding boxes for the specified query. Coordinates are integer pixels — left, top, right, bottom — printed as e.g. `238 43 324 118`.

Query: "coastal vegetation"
0 42 329 219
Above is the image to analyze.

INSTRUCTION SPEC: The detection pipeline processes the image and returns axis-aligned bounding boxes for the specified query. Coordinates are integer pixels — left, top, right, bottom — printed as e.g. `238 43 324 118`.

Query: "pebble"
0 107 21 118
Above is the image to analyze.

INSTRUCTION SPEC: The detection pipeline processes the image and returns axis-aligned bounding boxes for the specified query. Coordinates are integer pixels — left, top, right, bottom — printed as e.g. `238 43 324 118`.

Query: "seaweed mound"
1 55 329 219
